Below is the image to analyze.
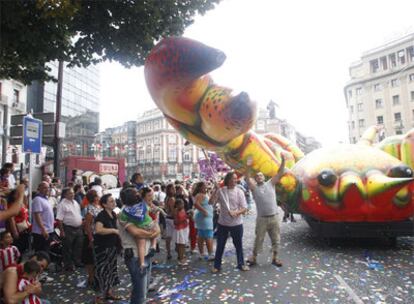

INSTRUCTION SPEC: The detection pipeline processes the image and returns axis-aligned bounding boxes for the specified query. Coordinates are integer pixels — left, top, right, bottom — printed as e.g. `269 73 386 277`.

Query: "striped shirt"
17 277 41 304
0 245 20 272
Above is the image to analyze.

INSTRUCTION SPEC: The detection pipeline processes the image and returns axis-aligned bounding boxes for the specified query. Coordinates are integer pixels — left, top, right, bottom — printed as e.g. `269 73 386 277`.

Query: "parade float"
144 37 414 239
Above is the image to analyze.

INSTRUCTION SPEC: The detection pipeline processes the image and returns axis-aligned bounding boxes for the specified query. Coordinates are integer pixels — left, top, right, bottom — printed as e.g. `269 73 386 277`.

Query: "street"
43 209 414 304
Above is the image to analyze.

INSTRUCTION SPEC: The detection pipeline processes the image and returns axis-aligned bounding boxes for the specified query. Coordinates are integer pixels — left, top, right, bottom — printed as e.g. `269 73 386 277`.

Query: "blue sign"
22 116 42 154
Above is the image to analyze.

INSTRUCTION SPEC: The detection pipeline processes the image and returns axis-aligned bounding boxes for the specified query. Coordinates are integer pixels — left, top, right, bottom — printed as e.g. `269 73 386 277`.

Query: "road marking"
334 274 364 304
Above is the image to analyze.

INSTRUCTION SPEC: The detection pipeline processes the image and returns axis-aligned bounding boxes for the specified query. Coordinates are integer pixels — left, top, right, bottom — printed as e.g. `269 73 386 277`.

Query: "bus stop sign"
22 116 43 154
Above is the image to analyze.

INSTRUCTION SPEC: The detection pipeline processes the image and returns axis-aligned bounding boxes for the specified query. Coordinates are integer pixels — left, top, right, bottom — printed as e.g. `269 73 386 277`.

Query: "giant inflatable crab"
145 37 414 236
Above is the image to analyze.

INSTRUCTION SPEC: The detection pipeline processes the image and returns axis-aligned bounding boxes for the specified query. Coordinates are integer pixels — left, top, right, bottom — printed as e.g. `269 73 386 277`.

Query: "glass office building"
27 62 100 156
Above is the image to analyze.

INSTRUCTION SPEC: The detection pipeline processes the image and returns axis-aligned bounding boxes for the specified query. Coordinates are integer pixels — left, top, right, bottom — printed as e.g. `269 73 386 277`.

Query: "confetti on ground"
41 212 414 304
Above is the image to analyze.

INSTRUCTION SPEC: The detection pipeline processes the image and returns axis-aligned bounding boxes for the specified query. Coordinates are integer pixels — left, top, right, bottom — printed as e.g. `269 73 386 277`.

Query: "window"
396 130 403 135
357 103 363 112
375 99 383 108
356 87 362 95
183 164 191 176
411 91 414 101
408 46 414 62
398 50 406 65
146 145 152 157
391 79 400 87
350 105 354 114
348 90 352 98
409 73 414 82
168 164 176 175
373 83 382 91
153 145 160 161
376 116 384 124
389 53 397 67
351 121 355 129
138 150 144 161
394 112 401 121
168 134 176 143
183 152 191 161
412 109 414 120
13 89 19 103
392 95 400 105
370 59 379 73
352 137 356 143
154 120 160 130
358 119 365 128
168 146 177 161
380 56 388 70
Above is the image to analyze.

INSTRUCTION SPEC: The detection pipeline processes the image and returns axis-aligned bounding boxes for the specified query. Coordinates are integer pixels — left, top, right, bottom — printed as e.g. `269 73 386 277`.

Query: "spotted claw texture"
145 37 285 176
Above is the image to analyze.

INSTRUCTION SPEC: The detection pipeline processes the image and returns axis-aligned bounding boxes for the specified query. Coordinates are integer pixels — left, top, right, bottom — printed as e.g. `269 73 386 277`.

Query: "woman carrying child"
119 187 160 271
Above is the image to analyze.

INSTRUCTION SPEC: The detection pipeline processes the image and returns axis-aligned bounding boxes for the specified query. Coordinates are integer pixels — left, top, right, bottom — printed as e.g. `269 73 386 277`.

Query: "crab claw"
366 170 413 199
401 129 414 169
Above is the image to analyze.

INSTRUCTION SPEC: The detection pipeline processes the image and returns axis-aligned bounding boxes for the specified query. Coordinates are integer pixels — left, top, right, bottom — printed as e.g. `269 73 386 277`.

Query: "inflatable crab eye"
317 169 337 187
387 165 414 178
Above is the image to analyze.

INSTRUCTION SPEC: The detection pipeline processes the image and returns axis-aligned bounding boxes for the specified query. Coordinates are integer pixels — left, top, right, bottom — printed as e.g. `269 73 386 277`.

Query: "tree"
0 0 220 84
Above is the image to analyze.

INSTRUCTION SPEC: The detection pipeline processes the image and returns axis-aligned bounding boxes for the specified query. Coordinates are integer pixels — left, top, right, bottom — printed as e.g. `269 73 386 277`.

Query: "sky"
99 0 414 146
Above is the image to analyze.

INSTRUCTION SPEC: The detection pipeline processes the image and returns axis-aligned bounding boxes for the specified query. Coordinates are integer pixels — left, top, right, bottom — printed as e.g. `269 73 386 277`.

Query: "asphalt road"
43 208 414 304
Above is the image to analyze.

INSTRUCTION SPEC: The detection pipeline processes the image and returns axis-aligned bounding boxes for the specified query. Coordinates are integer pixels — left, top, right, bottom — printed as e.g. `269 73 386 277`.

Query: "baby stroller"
49 227 64 272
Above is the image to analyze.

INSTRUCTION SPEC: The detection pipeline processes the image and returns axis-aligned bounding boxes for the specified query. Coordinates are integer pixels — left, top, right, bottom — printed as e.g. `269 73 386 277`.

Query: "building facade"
136 109 201 182
0 79 27 164
94 121 137 181
27 61 100 156
344 33 414 143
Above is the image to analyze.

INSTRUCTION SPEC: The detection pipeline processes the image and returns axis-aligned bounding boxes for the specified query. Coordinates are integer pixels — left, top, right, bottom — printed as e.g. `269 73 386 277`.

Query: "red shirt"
17 277 41 304
174 210 188 230
14 207 29 224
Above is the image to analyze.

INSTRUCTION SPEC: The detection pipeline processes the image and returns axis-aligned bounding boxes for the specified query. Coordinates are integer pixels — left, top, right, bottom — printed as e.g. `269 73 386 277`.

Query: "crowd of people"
0 155 294 304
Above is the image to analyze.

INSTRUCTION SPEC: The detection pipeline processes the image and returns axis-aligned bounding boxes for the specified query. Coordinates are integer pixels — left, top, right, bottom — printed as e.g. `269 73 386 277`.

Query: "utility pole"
53 60 64 178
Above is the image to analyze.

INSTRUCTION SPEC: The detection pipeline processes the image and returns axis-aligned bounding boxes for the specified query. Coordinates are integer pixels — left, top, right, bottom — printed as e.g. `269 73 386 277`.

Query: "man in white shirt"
56 187 83 270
